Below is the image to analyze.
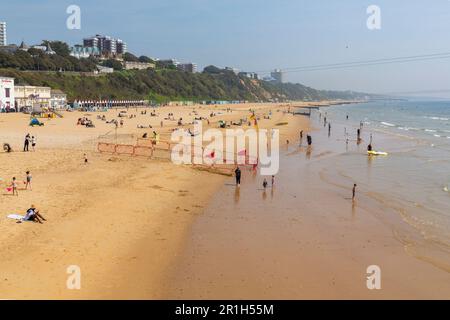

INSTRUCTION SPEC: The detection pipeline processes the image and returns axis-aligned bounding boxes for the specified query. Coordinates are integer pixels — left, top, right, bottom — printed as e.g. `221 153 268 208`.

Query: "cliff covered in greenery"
0 67 371 103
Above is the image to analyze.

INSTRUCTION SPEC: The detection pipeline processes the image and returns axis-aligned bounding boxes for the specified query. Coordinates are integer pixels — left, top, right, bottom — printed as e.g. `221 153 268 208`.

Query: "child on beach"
25 171 32 190
11 177 18 196
31 136 36 151
84 153 88 164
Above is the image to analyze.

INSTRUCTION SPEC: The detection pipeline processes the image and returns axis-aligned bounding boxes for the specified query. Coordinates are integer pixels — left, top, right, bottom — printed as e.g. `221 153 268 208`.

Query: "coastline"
163 105 450 299
3 99 446 299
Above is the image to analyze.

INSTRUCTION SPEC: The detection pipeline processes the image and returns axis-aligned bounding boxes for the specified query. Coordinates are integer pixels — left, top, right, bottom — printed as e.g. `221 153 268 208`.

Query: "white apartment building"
0 77 15 111
0 21 6 46
15 85 51 109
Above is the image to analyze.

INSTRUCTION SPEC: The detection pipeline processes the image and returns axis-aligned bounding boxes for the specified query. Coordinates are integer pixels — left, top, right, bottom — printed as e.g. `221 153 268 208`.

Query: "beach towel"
7 214 24 220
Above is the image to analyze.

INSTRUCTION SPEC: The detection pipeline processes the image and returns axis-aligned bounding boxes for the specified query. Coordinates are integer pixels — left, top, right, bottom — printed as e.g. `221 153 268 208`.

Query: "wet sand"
164 111 450 299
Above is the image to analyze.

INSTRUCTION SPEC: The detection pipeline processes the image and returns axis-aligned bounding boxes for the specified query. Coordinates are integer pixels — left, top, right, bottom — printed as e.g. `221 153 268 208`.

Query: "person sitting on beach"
367 144 373 151
3 143 12 153
22 205 46 224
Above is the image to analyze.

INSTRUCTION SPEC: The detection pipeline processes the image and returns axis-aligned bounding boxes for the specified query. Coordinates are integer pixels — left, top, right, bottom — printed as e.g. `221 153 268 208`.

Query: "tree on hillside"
102 59 123 71
27 47 45 57
13 50 34 70
123 52 139 62
203 65 223 74
42 40 71 57
138 55 155 63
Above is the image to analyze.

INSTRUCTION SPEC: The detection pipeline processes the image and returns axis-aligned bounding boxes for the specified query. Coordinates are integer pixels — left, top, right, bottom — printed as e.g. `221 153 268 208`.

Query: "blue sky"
2 0 450 97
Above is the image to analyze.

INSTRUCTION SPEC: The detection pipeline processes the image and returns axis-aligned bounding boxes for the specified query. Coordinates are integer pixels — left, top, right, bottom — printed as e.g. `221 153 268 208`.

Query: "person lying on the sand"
21 205 46 224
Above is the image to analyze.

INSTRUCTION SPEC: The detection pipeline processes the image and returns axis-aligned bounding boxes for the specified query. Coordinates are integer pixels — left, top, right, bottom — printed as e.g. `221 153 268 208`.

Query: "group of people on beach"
77 117 94 127
23 133 36 152
6 171 32 196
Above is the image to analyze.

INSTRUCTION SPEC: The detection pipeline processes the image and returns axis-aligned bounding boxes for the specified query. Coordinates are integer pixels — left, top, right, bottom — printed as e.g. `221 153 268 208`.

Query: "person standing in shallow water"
235 166 241 187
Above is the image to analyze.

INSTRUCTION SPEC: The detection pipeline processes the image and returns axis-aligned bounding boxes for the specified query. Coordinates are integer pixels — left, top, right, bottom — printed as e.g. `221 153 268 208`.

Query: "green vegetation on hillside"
0 67 371 102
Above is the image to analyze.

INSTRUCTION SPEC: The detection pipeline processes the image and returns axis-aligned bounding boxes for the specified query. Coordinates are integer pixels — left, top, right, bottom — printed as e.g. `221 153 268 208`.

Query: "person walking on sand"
271 175 275 187
328 122 331 137
31 136 36 151
23 133 30 152
263 178 268 189
11 177 18 196
25 171 32 190
352 184 357 201
235 166 241 187
84 153 88 164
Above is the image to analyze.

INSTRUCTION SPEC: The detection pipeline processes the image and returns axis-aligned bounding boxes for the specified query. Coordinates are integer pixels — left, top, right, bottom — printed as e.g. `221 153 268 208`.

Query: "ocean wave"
381 121 396 127
425 129 437 133
425 116 450 121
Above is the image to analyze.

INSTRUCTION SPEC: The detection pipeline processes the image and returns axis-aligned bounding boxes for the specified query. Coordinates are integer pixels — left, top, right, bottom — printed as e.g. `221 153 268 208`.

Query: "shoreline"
163 105 450 299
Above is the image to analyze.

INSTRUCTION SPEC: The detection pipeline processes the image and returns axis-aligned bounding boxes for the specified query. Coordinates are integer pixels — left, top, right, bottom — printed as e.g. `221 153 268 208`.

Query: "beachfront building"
238 72 259 80
0 22 6 46
31 43 56 55
14 85 51 110
83 34 127 57
0 77 15 112
224 67 240 74
96 65 114 73
116 39 127 55
271 69 284 83
50 89 67 109
123 61 155 70
72 99 146 109
0 44 18 54
177 63 197 73
70 45 100 58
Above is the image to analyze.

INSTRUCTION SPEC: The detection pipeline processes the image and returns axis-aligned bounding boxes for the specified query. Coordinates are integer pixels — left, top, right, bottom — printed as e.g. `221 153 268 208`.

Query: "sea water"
314 100 450 270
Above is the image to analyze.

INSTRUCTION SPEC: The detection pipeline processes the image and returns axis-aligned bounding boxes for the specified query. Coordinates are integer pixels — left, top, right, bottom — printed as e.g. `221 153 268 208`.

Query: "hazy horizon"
2 0 450 98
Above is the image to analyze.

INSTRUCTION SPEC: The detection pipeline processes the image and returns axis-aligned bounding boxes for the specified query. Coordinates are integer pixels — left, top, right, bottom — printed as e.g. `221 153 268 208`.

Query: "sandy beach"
0 101 313 299
1 100 448 299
